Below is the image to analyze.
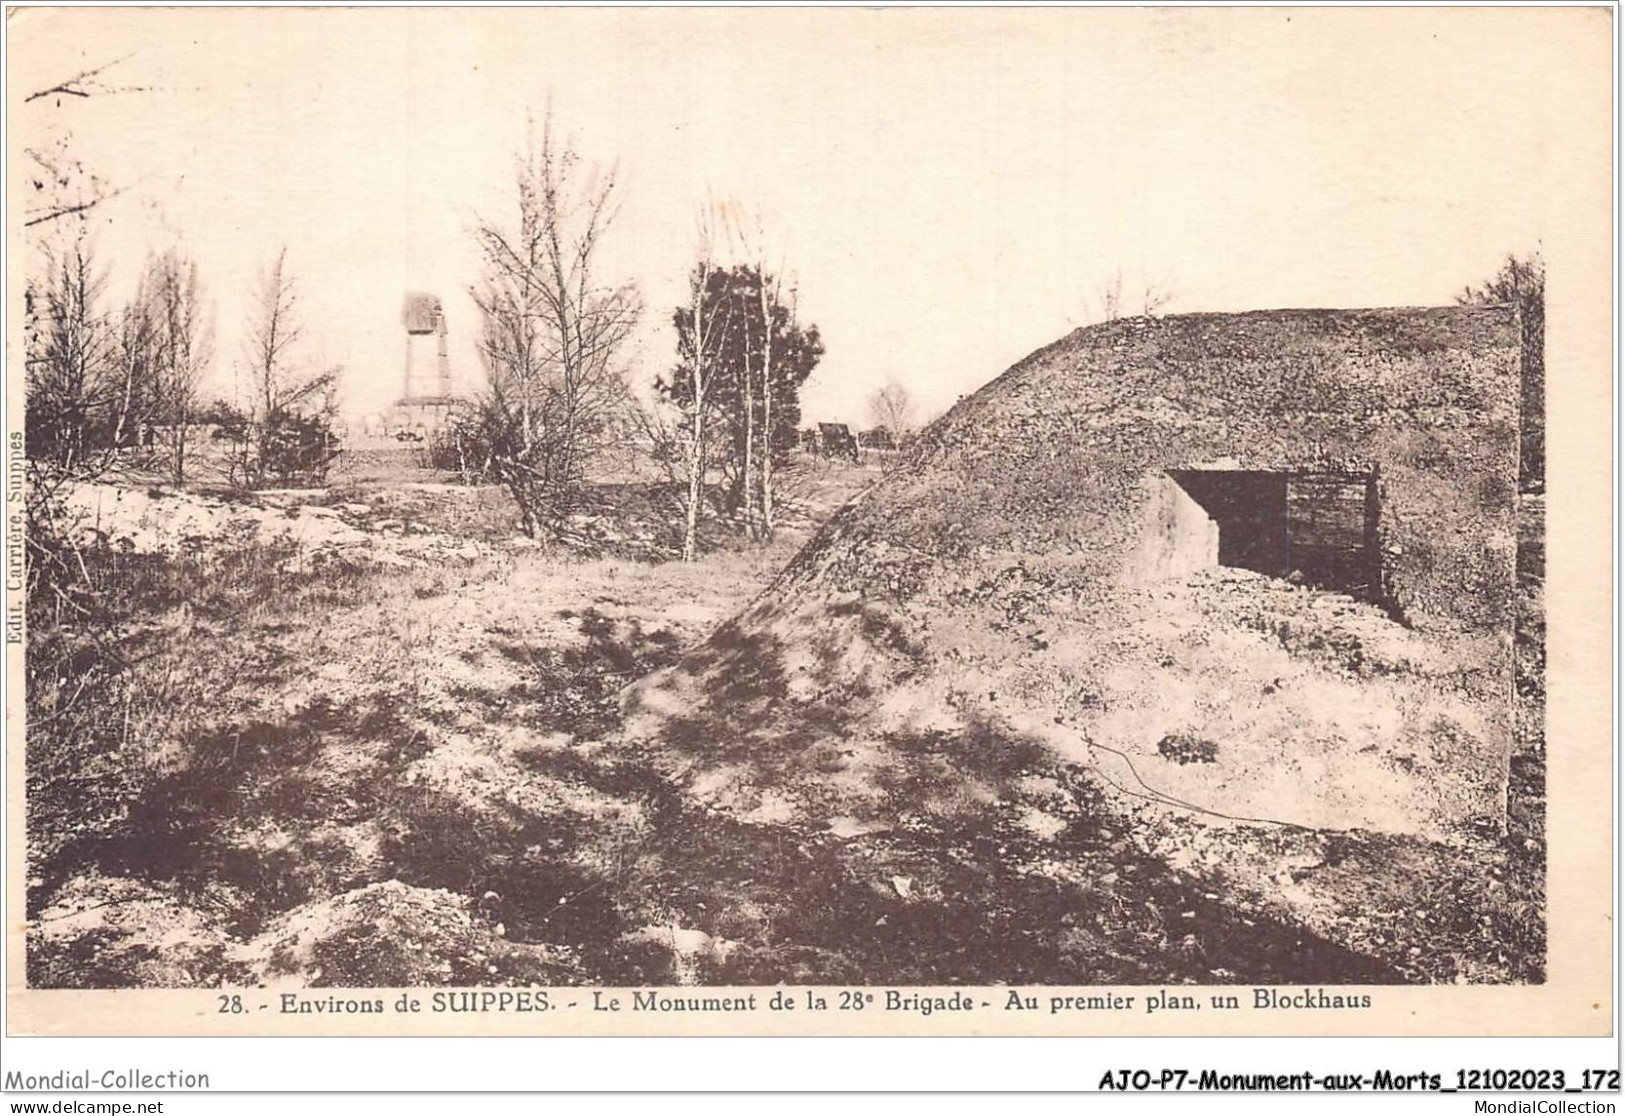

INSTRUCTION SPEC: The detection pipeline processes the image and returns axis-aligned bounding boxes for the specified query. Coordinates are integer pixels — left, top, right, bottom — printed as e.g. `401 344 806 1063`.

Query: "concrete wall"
1133 472 1220 582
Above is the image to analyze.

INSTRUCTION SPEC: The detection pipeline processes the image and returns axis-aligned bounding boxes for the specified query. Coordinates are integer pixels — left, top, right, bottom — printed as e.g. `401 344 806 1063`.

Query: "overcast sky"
10 7 1602 427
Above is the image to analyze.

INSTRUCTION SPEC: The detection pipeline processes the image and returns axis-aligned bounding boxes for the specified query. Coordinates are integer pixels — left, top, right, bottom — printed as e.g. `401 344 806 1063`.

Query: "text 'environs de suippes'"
277 986 1374 1018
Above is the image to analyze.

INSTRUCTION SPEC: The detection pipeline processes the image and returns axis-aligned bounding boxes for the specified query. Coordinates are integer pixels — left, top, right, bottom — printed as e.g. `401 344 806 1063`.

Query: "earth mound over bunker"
627 305 1522 840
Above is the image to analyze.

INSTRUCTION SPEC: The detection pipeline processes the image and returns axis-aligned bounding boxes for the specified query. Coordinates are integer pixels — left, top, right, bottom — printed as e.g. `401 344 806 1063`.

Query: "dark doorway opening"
1166 469 1381 600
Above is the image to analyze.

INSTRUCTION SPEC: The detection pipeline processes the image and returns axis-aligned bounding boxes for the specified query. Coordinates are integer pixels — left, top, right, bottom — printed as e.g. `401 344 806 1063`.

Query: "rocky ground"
25 456 1544 989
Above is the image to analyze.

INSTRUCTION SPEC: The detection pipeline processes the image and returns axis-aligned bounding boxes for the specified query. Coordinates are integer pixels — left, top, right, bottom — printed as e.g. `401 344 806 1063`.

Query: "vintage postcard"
3 5 1613 1040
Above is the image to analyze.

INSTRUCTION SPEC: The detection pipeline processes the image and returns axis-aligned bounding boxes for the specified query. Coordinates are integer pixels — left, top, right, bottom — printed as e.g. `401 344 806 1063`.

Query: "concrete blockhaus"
629 304 1525 836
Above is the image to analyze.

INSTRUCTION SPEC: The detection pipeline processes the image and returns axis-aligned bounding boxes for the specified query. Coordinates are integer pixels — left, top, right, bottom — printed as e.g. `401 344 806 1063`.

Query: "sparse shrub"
213 402 342 489
258 411 342 486
457 388 580 535
423 405 492 483
1156 732 1218 765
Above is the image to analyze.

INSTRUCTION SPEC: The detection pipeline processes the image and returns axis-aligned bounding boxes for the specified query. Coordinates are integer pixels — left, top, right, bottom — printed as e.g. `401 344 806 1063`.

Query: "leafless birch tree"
236 248 339 487
867 380 916 450
720 209 803 540
245 249 334 420
471 111 640 537
670 211 730 562
147 251 212 486
742 238 788 539
110 269 160 453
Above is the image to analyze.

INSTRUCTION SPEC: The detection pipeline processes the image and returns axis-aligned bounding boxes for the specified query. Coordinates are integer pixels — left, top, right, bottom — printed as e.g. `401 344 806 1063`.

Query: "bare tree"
20 55 165 567
20 54 156 626
24 238 165 472
25 238 121 475
674 199 820 544
738 280 756 536
1140 276 1176 319
730 213 791 539
147 251 213 486
1095 269 1125 324
22 237 173 622
25 53 145 105
236 248 339 487
664 252 820 554
21 53 167 468
110 268 160 453
1090 268 1175 323
667 209 732 562
471 110 640 537
23 55 147 229
867 380 916 450
755 271 782 535
245 248 335 418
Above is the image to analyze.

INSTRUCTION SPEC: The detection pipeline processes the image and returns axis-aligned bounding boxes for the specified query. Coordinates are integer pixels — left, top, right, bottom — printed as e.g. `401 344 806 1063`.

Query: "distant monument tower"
392 292 456 435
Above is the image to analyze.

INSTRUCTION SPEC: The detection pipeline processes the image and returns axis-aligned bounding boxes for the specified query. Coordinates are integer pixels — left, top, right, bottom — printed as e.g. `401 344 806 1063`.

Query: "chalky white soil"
28 458 1542 989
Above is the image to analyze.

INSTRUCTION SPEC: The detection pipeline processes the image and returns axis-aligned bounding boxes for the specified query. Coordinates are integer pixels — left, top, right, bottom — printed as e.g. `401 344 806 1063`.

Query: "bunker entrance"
1163 469 1381 600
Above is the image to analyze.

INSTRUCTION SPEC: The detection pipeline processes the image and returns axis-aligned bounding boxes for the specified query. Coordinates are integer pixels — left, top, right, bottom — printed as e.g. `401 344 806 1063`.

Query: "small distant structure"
814 422 860 462
391 292 458 436
858 427 898 453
